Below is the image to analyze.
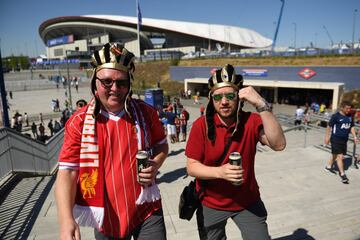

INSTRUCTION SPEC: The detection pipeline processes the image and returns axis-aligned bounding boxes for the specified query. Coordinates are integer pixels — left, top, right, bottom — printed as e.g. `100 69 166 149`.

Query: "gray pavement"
3 87 360 239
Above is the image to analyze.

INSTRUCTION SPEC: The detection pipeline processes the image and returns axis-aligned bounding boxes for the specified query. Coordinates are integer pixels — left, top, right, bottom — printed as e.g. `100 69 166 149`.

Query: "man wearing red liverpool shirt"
56 43 168 240
186 64 286 240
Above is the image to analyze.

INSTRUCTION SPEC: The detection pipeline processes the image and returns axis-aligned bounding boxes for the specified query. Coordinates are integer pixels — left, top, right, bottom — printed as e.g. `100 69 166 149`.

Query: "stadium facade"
39 15 272 61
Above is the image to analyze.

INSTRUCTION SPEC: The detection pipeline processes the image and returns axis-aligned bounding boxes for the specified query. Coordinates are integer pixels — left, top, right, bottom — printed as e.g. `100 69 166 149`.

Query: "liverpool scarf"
73 98 161 230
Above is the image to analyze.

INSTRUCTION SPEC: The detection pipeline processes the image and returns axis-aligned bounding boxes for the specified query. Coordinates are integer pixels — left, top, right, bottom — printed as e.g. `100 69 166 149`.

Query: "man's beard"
217 106 237 121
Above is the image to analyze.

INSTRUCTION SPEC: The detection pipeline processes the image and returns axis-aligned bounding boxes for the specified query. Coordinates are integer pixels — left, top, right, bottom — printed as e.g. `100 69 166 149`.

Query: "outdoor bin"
144 88 164 111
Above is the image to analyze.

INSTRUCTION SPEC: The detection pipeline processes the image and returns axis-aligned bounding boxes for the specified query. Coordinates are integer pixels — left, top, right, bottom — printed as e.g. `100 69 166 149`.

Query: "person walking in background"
55 43 168 240
16 113 23 132
38 123 45 137
180 108 189 142
11 116 16 129
324 100 358 183
199 104 205 116
165 109 177 143
48 119 54 136
186 64 286 240
175 116 181 142
319 103 326 114
55 99 60 112
24 112 29 126
303 104 310 125
31 122 38 138
187 89 192 99
39 113 44 124
193 94 199 104
76 99 87 110
53 120 61 134
294 105 304 130
75 77 79 93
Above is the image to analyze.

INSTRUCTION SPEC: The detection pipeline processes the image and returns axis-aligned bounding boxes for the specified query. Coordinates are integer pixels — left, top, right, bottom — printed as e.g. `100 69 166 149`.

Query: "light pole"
292 22 297 50
0 42 10 128
352 9 358 54
65 50 73 111
208 24 211 52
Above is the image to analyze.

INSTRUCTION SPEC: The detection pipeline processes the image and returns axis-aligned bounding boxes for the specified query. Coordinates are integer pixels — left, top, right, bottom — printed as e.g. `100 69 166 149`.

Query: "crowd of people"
3 42 359 240
49 75 81 93
9 98 88 143
160 98 190 143
10 110 65 142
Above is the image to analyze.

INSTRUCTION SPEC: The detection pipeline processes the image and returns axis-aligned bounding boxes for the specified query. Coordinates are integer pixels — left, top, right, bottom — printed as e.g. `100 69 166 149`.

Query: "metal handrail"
0 127 64 184
279 118 358 169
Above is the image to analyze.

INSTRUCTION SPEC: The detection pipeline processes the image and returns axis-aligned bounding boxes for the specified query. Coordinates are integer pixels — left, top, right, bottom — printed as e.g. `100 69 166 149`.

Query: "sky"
0 0 359 57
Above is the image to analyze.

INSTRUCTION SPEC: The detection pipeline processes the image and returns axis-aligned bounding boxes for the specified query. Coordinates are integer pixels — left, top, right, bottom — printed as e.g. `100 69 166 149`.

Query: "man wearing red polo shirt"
186 64 286 240
56 43 168 240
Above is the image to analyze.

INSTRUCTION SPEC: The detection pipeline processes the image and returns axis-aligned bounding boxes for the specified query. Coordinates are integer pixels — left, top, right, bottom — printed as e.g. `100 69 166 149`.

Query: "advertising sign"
242 69 268 77
47 35 74 47
298 68 316 79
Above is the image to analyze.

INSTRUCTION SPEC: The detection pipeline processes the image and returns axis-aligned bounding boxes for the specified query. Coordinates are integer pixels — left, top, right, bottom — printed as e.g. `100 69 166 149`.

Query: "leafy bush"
342 90 360 109
170 58 180 66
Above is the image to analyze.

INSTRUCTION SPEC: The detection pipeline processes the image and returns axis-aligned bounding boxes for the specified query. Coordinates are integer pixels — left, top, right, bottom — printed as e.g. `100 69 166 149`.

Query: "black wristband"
256 98 271 113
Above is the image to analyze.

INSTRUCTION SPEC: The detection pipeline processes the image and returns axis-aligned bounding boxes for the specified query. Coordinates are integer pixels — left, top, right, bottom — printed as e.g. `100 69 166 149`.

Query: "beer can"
229 152 242 166
229 152 242 186
136 151 149 182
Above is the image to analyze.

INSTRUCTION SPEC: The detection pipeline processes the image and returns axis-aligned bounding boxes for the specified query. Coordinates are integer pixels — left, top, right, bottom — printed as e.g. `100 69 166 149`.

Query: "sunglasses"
96 77 129 88
212 92 237 102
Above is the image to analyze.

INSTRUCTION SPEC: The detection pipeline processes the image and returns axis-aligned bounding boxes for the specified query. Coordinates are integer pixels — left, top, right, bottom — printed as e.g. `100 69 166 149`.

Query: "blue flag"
137 0 142 26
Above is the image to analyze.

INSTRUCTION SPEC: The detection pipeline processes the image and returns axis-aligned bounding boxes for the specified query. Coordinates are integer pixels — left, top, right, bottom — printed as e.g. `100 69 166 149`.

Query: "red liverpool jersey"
59 101 166 238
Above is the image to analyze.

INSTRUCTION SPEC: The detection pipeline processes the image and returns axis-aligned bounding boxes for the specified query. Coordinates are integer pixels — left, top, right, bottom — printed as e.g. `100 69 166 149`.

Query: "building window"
54 48 63 57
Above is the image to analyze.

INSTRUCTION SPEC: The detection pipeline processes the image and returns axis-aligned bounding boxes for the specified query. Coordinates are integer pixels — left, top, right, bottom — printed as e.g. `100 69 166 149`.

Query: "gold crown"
91 43 135 73
208 64 243 93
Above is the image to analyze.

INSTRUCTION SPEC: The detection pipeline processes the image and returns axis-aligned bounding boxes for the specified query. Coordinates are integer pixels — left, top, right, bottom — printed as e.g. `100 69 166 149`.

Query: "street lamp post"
293 22 297 50
352 9 358 54
0 46 10 128
208 24 211 52
65 50 73 111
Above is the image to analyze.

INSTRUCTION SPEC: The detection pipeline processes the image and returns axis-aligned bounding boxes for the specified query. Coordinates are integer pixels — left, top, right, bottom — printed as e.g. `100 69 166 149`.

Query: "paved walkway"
28 128 360 240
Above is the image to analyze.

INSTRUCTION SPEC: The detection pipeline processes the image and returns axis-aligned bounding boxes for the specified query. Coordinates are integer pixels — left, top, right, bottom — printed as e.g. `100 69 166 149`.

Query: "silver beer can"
229 152 242 166
229 152 242 186
136 151 149 182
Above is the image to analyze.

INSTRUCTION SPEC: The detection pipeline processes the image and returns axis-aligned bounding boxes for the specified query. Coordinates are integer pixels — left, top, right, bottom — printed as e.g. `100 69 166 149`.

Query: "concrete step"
0 175 55 239
269 207 360 239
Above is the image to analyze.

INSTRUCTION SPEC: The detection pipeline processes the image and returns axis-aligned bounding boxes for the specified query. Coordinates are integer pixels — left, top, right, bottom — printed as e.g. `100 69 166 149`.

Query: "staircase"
0 127 63 239
0 175 55 239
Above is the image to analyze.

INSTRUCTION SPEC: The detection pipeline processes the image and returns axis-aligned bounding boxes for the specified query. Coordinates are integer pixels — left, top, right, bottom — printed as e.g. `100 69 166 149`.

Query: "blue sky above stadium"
0 0 359 57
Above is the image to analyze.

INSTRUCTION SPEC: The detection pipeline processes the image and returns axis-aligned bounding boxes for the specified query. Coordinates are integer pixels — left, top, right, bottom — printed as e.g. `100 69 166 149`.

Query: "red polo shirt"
185 112 263 211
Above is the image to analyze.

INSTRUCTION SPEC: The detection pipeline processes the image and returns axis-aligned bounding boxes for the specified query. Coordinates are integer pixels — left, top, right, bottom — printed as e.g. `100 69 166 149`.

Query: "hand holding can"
229 152 242 186
136 151 149 183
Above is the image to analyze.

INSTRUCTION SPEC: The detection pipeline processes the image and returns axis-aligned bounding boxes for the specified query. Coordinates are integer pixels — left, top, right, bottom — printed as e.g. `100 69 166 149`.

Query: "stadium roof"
39 15 272 50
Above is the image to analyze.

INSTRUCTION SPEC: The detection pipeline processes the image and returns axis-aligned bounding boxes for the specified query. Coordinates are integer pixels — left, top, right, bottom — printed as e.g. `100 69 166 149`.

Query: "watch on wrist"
256 98 271 113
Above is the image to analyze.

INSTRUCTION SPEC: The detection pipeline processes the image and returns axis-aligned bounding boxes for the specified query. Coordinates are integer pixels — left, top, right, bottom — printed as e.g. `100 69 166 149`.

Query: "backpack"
184 111 189 121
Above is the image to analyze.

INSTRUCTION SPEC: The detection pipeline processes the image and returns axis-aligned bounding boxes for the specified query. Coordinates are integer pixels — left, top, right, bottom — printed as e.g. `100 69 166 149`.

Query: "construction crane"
272 0 285 52
323 25 334 47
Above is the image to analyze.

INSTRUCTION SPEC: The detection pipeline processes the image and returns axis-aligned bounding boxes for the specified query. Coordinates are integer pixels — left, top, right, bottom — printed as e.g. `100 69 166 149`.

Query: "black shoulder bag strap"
197 136 232 196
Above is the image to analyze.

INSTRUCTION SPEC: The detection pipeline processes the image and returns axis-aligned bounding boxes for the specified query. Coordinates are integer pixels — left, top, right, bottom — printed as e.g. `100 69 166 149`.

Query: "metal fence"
277 113 359 168
0 127 64 182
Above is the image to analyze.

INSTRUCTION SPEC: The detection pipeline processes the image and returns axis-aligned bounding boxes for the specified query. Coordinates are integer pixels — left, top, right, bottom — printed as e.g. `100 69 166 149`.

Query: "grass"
179 55 360 66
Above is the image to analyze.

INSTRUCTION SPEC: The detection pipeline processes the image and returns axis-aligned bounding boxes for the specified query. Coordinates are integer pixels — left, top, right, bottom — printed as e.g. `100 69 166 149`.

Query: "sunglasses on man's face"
212 92 237 102
96 77 129 88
